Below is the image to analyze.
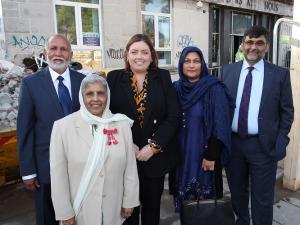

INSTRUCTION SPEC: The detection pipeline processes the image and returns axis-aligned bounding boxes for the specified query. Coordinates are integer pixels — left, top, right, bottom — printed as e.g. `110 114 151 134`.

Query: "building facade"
0 0 293 72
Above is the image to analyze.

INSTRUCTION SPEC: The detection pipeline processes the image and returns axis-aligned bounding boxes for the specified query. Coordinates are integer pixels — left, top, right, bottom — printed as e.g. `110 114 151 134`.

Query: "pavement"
1 170 300 225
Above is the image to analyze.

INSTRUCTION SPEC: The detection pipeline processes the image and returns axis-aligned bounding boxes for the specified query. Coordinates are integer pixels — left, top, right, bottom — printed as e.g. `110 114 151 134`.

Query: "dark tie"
57 76 72 115
238 67 254 138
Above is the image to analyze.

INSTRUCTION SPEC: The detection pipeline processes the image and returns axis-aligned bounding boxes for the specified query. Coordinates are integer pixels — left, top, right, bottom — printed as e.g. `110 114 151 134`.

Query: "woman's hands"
122 207 134 219
133 143 140 157
136 144 153 161
62 217 76 225
202 158 215 171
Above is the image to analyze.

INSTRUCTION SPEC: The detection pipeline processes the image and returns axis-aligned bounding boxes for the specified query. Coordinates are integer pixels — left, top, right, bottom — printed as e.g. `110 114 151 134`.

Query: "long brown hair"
124 34 158 71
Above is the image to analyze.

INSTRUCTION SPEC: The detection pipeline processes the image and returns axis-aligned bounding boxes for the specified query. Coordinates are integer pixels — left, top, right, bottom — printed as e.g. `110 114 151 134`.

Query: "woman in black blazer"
107 34 180 225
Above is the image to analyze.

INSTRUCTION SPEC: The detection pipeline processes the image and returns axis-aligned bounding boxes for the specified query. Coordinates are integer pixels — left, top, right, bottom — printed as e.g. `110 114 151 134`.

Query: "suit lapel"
39 67 64 115
231 61 243 103
120 71 138 119
143 70 157 128
259 61 273 111
75 112 93 148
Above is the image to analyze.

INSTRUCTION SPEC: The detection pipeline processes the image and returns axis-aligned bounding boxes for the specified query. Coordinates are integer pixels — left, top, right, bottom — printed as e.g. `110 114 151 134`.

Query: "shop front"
206 0 293 74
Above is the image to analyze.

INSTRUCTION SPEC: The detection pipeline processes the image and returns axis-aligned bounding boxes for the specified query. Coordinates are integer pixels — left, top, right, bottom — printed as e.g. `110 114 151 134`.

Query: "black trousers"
34 183 59 225
123 175 165 225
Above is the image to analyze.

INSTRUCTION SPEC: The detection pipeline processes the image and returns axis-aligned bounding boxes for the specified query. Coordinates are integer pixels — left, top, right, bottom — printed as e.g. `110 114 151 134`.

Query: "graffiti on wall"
175 34 197 59
177 34 196 48
106 48 125 60
11 35 48 50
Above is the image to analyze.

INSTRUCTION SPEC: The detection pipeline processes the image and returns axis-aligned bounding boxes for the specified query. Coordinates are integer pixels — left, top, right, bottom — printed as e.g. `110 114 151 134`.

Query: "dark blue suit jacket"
220 60 294 161
17 67 84 183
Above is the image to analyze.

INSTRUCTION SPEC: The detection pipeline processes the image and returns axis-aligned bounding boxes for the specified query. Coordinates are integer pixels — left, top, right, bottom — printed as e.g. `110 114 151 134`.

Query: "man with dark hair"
220 25 294 225
17 34 85 225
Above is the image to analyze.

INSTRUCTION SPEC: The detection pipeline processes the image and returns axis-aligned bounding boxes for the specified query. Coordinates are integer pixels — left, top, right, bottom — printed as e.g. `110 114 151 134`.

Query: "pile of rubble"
0 60 33 129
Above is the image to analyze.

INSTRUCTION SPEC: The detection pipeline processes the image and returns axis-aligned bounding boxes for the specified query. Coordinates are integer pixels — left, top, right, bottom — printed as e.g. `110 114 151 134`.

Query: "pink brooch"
103 128 118 145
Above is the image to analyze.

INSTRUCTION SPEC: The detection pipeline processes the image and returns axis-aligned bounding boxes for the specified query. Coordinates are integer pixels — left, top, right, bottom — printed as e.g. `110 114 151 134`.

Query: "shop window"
232 12 252 35
54 0 101 49
230 12 253 63
141 0 171 66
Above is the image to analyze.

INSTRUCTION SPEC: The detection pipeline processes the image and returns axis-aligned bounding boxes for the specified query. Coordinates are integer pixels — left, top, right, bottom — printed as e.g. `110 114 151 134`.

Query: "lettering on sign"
235 0 242 5
264 1 279 12
247 0 253 7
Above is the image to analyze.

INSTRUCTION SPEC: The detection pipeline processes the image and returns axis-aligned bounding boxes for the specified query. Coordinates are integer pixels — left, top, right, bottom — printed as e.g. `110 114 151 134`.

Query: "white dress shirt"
232 59 264 135
49 67 72 99
22 67 72 180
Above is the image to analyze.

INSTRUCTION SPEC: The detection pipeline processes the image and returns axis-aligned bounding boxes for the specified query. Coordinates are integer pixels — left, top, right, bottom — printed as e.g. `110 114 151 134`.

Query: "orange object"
0 128 20 186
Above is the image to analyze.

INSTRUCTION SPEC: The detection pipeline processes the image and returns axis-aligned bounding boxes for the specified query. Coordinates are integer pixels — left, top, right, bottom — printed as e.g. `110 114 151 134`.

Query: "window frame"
53 0 102 50
141 0 172 66
211 7 220 67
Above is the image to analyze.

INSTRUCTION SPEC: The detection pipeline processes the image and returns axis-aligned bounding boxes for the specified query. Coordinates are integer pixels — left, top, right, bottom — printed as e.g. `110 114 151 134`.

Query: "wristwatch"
148 139 161 154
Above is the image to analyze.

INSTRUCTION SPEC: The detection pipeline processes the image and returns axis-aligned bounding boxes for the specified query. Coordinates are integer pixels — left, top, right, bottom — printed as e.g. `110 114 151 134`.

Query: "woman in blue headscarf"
173 46 232 217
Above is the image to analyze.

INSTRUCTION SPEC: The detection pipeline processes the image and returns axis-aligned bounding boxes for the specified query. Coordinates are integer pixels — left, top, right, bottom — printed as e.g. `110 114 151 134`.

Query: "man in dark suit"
17 34 85 225
220 25 294 225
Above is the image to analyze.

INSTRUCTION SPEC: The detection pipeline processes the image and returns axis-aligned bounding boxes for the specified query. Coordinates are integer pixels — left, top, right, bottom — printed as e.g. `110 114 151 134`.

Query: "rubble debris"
0 60 31 129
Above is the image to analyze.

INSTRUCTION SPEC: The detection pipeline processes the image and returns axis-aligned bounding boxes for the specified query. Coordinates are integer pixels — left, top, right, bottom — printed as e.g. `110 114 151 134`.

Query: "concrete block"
5 0 26 2
30 18 54 34
4 18 30 33
1 1 19 10
20 2 53 19
2 8 20 18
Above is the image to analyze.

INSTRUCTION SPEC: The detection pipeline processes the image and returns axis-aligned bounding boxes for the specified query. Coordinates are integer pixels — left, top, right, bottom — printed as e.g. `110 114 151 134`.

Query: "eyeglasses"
243 40 267 47
183 59 201 65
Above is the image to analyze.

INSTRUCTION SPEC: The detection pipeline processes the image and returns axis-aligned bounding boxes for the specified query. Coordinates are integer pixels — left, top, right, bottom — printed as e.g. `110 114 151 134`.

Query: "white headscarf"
73 75 133 216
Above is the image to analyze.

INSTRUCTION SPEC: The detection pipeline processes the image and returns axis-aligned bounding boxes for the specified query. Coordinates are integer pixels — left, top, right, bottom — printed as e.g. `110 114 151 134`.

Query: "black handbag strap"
213 171 217 207
196 171 218 208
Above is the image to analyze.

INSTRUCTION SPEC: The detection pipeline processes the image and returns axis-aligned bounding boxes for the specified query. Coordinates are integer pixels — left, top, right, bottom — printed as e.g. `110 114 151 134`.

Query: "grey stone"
0 103 12 111
7 111 16 121
8 80 17 88
0 93 12 105
1 86 9 92
7 66 24 76
13 101 18 108
9 121 16 128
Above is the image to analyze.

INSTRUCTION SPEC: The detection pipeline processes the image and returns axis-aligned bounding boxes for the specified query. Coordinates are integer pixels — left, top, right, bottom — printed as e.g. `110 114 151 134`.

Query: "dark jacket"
17 67 85 183
107 68 180 177
220 60 294 161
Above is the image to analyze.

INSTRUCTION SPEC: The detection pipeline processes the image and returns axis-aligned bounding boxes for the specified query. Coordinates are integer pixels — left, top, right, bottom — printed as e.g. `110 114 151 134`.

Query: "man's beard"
47 59 70 72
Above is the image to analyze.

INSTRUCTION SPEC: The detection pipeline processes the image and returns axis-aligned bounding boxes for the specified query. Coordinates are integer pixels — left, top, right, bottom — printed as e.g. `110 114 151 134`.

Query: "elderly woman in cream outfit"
50 75 139 225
